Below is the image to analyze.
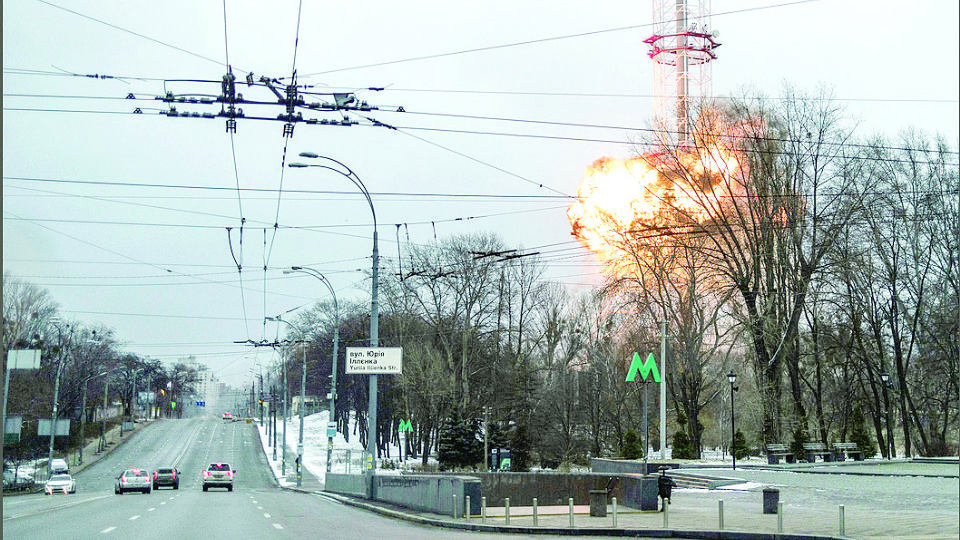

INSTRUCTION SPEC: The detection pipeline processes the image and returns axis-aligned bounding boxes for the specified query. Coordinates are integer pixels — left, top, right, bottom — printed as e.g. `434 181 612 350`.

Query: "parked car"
201 463 234 492
50 458 69 474
44 474 76 495
3 469 35 490
115 468 152 494
153 468 180 490
221 412 233 420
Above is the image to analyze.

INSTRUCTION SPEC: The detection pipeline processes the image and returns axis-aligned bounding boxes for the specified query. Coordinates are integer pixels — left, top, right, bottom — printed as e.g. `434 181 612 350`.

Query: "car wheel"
202 485 208 492
174 484 179 490
145 488 151 494
116 489 122 495
228 485 233 492
153 483 158 490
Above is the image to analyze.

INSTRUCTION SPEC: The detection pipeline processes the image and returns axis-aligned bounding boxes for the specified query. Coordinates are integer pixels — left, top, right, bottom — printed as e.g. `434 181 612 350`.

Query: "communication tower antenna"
645 0 720 147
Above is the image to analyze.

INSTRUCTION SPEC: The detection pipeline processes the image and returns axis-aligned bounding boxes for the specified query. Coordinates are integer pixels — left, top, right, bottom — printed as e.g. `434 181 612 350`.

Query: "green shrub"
622 429 644 459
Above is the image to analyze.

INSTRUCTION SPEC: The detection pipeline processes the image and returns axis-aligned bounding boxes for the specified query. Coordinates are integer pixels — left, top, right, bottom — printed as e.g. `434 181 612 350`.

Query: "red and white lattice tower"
644 0 720 147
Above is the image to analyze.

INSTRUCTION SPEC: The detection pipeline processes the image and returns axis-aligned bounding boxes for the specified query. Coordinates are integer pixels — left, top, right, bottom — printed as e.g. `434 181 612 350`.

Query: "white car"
44 474 76 495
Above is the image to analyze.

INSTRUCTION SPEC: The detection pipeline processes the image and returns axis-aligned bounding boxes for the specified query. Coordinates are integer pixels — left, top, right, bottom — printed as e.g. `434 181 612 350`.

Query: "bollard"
778 501 783 533
481 496 487 523
465 496 470 520
763 487 780 514
839 504 845 536
505 497 510 525
569 497 575 527
453 494 458 519
719 499 724 530
612 496 618 528
533 497 538 527
663 495 669 528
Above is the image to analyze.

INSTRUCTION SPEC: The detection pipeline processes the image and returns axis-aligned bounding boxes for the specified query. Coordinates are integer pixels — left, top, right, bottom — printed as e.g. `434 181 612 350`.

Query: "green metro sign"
625 352 661 383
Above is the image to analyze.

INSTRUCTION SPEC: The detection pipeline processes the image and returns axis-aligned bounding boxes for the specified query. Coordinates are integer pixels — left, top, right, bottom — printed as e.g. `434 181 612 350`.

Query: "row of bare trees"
3 273 199 460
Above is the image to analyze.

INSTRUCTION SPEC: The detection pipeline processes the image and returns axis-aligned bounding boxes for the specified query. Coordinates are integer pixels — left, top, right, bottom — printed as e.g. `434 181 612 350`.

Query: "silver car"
44 474 76 495
201 463 234 492
115 468 152 494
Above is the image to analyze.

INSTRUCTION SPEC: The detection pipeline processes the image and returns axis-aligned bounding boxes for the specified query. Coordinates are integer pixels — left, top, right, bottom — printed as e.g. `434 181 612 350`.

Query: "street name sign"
345 347 403 374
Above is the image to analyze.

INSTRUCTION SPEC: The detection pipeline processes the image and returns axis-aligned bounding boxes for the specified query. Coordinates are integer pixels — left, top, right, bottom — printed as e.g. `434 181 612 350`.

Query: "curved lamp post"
289 153 379 475
285 266 340 475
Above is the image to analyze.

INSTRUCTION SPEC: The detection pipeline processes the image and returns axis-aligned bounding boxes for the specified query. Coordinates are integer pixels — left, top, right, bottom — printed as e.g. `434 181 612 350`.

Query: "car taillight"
121 475 127 482
154 472 158 480
227 471 234 478
172 470 177 480
203 470 210 478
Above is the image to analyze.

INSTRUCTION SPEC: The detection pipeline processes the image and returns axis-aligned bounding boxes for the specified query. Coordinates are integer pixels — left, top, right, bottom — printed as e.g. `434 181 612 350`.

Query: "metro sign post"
626 352 662 471
346 347 402 472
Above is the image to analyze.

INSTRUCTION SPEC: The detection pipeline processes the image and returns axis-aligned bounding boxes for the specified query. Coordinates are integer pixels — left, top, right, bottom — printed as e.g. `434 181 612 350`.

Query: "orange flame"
568 144 744 273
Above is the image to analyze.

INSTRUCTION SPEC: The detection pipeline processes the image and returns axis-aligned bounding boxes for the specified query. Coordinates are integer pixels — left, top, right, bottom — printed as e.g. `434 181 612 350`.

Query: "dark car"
153 468 180 490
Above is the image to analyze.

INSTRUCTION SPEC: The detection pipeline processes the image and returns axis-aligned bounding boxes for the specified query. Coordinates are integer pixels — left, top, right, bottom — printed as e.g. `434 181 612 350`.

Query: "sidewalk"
253 420 324 494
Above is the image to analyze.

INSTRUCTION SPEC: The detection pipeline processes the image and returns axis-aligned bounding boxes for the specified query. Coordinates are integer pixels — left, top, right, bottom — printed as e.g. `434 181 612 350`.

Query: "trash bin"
763 487 779 514
589 490 608 517
657 467 677 511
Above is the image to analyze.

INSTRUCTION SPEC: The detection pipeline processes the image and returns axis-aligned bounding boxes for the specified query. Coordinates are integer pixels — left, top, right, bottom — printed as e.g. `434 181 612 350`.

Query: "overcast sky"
4 0 958 388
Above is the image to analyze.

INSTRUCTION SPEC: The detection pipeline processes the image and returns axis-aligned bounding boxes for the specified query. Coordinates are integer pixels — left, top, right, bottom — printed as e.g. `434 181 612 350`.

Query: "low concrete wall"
590 457 680 475
325 472 369 498
442 471 625 507
374 474 481 516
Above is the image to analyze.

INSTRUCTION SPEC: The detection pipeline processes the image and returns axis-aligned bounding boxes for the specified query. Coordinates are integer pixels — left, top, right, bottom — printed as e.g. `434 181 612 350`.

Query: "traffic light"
258 398 263 406
160 388 165 396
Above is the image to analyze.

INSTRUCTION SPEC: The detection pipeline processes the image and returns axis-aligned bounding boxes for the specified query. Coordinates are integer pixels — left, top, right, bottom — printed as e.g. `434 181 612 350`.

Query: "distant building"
291 396 322 415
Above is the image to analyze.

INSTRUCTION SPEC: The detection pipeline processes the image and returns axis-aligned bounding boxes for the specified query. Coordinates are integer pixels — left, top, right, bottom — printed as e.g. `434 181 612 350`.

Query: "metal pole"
282 349 287 476
660 320 667 459
79 380 87 465
47 346 64 475
100 378 108 453
643 379 649 473
731 378 736 470
298 342 306 487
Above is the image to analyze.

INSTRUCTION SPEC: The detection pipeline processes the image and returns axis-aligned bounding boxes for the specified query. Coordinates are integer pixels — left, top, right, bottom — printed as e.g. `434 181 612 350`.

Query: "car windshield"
157 469 173 474
208 464 231 471
50 475 70 481
125 469 148 477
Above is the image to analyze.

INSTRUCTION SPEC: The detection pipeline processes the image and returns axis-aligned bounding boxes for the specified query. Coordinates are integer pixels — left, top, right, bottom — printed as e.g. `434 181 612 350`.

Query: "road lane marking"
264 513 271 518
101 527 116 534
148 507 156 511
129 515 140 521
272 523 283 529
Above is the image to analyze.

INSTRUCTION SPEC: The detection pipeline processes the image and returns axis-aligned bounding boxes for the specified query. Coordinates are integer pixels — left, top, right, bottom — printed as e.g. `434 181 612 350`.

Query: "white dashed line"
257 506 263 510
148 508 156 512
101 527 116 534
129 515 140 521
272 523 283 530
264 513 271 518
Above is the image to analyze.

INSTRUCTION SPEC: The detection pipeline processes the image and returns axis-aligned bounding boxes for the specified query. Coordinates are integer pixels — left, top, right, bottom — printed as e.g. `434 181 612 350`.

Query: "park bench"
803 442 833 462
831 442 864 461
765 443 795 464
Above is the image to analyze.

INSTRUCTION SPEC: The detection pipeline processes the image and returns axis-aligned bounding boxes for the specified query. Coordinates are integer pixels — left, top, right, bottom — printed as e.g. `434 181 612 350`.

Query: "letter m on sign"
625 352 661 383
398 419 413 433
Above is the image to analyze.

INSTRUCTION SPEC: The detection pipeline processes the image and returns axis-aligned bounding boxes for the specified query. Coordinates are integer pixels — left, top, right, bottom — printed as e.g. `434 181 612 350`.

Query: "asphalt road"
3 417 615 539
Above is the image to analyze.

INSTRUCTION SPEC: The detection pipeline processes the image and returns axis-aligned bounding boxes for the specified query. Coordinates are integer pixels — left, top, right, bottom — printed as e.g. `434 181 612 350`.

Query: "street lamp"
880 371 894 459
289 152 379 475
47 319 69 476
285 266 341 475
728 371 738 470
